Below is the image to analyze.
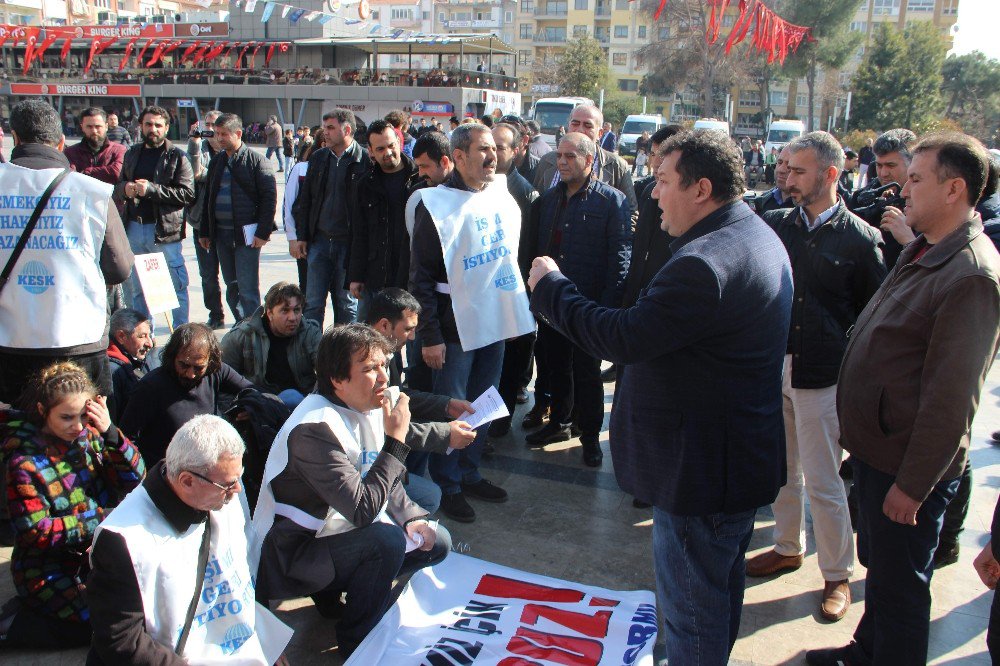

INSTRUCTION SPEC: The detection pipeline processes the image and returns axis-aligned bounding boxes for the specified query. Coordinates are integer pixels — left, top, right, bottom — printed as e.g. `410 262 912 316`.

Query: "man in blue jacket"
528 129 793 664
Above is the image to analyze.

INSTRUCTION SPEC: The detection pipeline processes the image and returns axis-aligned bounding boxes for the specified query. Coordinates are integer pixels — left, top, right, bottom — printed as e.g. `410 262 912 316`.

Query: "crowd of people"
1 94 1000 666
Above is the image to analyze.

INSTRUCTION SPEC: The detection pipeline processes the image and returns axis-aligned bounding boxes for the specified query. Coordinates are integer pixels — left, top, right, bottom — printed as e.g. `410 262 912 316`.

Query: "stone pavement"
1 144 996 664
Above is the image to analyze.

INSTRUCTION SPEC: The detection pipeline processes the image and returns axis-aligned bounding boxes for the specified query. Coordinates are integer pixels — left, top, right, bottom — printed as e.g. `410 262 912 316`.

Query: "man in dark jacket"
64 107 126 186
107 308 156 422
290 108 368 328
412 130 454 187
749 145 794 216
521 132 631 466
747 132 886 624
348 120 421 317
492 122 539 437
528 129 792 663
114 105 195 326
0 99 133 402
198 112 278 322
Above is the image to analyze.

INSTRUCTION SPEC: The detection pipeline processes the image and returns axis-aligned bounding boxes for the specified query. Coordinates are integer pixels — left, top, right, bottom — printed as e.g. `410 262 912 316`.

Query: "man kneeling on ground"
221 281 322 408
252 324 450 657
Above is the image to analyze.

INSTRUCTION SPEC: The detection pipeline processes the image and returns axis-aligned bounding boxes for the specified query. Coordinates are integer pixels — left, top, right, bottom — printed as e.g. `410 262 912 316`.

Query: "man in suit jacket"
528 129 793 664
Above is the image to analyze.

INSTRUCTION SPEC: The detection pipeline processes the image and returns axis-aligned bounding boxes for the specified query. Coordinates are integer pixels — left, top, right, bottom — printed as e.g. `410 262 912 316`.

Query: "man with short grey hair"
747 131 886 622
88 414 291 664
521 132 630 465
107 307 156 421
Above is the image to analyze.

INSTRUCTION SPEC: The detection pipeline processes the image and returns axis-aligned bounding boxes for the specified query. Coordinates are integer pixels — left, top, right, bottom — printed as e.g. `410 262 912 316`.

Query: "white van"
528 96 595 147
693 118 731 135
618 114 668 157
764 119 805 156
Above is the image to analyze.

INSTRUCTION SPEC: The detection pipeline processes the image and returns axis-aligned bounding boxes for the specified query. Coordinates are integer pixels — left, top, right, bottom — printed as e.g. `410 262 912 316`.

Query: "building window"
796 93 808 107
906 0 934 11
872 0 900 16
575 0 588 8
520 23 533 38
769 90 789 106
540 27 567 41
614 25 628 38
573 24 588 37
849 21 867 32
521 0 534 12
941 0 958 14
391 8 412 20
612 52 627 65
658 26 670 40
637 25 646 39
722 14 735 27
618 79 638 91
615 0 628 8
438 12 445 22
519 49 532 65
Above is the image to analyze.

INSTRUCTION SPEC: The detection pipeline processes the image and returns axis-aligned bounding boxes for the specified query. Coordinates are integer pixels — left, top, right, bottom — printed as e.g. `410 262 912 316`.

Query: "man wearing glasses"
87 415 292 664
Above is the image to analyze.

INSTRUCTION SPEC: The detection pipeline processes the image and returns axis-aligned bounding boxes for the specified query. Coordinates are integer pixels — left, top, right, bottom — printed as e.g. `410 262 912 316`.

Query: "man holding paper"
253 324 450 658
199 112 278 322
407 123 536 523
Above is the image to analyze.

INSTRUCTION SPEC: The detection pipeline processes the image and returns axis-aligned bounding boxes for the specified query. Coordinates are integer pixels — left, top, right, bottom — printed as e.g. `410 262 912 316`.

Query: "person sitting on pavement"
365 288 477 515
87 415 291 665
220 281 321 409
0 361 144 650
119 323 252 466
253 324 451 658
106 308 157 422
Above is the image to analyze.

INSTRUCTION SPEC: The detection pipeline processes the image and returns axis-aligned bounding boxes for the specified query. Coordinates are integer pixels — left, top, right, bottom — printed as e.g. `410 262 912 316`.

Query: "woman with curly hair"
0 361 145 649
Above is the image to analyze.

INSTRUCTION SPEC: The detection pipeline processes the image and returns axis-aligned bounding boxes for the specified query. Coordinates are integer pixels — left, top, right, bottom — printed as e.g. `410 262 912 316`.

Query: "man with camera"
849 128 917 268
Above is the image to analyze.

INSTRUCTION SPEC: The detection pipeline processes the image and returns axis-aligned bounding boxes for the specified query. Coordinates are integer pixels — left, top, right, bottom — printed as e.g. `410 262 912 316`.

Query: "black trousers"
0 349 111 405
939 459 972 548
497 332 535 421
536 322 603 437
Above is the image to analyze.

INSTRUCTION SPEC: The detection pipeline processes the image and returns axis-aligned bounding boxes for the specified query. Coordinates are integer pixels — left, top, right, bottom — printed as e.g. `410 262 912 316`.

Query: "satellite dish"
359 0 371 20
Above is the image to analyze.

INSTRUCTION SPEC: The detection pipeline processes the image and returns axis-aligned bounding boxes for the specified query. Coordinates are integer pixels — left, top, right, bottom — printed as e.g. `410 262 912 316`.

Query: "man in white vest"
0 99 133 404
407 123 535 523
87 414 292 665
253 324 451 658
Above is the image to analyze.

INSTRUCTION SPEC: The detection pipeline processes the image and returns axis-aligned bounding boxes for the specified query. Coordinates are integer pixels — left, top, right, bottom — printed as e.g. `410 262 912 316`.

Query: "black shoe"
992 430 1000 443
0 520 14 548
516 388 529 404
570 423 582 438
440 492 476 522
482 441 496 458
632 498 652 509
526 422 572 447
310 590 345 618
805 643 860 665
600 366 617 383
461 478 508 503
207 318 225 330
488 417 511 438
933 542 959 569
581 436 603 467
522 403 550 430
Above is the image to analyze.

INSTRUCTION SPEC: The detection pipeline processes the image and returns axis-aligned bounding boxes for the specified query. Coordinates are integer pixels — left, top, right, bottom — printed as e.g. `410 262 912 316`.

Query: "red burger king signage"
9 83 142 97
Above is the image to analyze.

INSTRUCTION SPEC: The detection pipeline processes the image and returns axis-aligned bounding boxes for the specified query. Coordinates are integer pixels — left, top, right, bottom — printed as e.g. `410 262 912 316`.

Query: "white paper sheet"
242 223 258 247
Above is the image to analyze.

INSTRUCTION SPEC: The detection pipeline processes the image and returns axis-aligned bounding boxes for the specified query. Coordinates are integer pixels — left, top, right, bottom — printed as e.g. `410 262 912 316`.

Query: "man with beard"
408 123 534 522
106 308 157 421
412 131 454 187
64 107 126 186
119 323 252 465
748 132 886 622
348 120 422 319
114 105 195 326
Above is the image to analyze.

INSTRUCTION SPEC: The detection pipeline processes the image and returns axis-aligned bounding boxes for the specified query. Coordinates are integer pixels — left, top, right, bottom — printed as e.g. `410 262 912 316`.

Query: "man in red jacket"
64 107 126 185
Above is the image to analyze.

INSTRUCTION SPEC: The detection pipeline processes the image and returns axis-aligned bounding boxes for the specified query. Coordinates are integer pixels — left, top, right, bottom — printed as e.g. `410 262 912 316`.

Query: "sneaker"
440 492 476 522
525 422 572 447
461 478 508 503
805 643 860 665
933 542 959 569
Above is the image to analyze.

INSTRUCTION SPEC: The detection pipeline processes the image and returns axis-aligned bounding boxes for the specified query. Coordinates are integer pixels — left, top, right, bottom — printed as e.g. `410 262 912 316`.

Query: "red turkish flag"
265 43 277 67
20 27 41 75
60 36 73 63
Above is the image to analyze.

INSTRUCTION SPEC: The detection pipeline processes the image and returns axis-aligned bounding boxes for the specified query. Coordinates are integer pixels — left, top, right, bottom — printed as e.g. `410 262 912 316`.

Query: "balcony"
595 5 610 17
533 32 567 44
444 19 501 28
533 6 568 17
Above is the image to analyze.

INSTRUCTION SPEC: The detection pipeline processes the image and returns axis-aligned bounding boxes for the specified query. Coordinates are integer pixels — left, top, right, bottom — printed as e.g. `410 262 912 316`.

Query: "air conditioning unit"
97 11 118 24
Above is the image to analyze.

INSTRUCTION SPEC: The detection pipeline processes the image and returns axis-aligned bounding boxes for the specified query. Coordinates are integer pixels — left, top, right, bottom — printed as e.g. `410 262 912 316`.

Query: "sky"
950 0 1000 60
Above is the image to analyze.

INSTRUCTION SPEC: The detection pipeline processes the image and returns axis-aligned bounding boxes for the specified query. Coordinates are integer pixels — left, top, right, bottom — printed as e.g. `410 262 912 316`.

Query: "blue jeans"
404 471 442 515
304 235 356 328
123 221 189 326
193 232 240 323
652 506 756 665
849 459 959 665
265 146 282 169
214 226 261 322
428 340 504 496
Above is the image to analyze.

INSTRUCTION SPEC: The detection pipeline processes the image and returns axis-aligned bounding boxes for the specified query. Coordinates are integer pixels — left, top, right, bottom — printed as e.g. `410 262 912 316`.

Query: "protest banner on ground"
346 552 657 665
133 252 178 316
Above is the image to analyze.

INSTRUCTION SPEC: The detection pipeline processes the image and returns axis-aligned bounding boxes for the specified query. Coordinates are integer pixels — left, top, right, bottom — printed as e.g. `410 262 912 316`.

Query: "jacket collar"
777 198 851 233
669 199 750 254
10 143 71 169
899 214 985 269
146 460 209 533
362 152 416 187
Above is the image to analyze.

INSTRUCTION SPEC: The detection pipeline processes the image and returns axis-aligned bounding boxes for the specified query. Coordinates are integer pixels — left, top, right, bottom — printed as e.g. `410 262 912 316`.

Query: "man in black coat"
528 129 792 663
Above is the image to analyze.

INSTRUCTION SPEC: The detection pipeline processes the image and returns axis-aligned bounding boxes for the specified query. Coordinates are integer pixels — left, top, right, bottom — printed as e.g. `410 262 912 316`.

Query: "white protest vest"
0 163 111 350
405 174 535 352
251 390 400 572
94 485 291 665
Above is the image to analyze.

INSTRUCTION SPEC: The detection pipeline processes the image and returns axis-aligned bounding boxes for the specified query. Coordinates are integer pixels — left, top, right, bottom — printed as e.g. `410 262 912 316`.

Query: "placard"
133 252 179 315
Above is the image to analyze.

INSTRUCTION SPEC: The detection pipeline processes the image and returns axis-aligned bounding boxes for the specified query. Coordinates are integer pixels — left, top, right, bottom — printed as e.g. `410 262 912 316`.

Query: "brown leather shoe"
745 549 804 577
820 579 851 622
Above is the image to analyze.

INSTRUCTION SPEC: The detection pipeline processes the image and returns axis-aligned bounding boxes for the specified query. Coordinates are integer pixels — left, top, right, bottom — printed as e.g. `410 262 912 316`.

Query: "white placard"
133 252 179 315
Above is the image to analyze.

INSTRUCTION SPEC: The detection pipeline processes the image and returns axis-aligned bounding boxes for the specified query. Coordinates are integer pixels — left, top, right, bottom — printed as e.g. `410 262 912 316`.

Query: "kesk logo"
219 623 253 654
17 260 54 295
494 263 518 291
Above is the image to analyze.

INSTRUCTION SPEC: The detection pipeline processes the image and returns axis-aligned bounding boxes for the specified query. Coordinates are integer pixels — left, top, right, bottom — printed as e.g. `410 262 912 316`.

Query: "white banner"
346 553 657 665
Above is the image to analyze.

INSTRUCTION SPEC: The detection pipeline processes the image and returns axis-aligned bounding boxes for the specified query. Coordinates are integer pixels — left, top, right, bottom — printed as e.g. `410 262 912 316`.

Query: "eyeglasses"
188 469 242 494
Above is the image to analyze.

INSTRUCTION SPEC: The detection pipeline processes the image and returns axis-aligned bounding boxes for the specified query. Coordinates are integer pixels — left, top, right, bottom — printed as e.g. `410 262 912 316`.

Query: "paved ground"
1 143 997 663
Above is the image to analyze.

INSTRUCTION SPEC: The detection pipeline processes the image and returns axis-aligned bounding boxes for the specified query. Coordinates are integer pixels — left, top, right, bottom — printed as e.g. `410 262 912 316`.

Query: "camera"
852 182 905 226
189 129 215 139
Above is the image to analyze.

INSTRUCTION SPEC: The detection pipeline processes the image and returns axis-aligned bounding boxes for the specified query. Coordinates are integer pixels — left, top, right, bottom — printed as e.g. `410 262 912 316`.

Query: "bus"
528 96 595 147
